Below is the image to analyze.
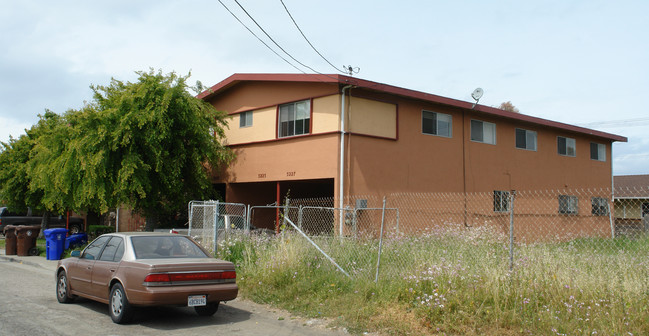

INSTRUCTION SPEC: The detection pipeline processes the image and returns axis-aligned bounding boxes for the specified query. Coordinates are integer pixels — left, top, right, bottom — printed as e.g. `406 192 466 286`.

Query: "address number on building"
258 173 266 178
286 171 296 177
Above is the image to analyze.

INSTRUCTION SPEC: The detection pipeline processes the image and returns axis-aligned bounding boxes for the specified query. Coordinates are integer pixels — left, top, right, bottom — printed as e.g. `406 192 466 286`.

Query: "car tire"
109 283 134 324
56 271 75 304
28 247 39 256
194 302 219 316
69 225 81 235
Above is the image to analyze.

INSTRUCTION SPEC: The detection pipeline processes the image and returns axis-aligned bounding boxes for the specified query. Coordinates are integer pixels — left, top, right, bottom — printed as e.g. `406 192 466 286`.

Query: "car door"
69 236 111 295
90 237 125 299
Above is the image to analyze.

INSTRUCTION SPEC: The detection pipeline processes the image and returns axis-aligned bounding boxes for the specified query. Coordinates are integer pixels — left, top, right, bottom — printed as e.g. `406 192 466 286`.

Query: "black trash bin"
3 225 17 255
15 225 41 256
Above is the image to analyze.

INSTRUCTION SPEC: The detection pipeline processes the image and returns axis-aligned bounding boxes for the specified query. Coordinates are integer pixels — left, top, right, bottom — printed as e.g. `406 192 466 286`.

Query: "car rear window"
131 236 209 259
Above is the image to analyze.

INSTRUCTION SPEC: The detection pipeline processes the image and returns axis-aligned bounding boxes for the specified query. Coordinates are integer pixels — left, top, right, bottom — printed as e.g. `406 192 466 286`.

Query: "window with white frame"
470 120 496 144
239 111 253 128
557 136 576 157
278 100 310 138
515 128 537 151
591 197 609 216
422 110 452 137
493 190 511 212
559 195 578 215
590 142 606 161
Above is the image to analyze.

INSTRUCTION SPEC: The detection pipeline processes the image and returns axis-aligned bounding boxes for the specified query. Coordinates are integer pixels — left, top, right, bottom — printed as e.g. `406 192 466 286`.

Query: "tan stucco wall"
224 106 276 144
217 134 340 184
348 97 397 139
312 95 340 134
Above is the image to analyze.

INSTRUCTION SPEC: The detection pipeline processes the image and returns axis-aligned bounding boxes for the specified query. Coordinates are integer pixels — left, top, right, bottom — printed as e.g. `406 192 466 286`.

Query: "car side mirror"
71 250 81 257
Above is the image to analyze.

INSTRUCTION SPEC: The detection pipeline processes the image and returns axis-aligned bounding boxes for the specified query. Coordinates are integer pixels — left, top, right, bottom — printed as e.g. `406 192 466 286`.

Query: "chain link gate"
188 201 247 254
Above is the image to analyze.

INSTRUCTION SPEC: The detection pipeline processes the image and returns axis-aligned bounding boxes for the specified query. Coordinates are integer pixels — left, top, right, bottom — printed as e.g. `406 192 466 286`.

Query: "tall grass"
216 230 649 335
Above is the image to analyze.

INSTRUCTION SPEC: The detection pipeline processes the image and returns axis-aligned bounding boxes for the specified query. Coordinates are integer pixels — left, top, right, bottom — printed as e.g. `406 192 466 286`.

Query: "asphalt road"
0 251 349 336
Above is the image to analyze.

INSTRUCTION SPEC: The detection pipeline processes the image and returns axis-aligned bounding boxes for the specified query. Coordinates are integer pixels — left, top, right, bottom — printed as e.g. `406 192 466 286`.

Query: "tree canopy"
0 70 232 229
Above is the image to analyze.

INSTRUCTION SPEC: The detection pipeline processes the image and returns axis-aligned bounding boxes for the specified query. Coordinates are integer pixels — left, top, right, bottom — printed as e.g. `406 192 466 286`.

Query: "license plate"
188 295 206 307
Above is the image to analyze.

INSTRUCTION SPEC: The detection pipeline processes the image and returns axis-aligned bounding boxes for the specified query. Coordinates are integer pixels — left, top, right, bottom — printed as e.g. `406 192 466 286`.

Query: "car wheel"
28 247 39 256
56 271 74 303
194 302 219 316
69 225 81 235
109 283 134 324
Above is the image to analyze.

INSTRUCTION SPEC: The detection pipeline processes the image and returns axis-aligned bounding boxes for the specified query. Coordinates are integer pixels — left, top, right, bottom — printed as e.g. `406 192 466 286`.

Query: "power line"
577 117 649 128
216 0 305 74
231 0 322 74
279 0 347 75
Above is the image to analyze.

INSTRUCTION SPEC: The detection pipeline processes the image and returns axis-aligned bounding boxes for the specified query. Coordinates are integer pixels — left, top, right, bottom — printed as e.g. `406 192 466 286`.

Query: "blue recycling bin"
44 228 68 260
65 233 88 250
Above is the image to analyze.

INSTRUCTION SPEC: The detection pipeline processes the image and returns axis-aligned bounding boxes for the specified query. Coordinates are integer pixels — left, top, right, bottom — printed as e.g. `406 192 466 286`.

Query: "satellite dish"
470 88 483 110
471 88 484 101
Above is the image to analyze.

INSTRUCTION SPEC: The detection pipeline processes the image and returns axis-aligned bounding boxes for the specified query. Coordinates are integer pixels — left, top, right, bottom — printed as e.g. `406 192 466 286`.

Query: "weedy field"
216 229 649 335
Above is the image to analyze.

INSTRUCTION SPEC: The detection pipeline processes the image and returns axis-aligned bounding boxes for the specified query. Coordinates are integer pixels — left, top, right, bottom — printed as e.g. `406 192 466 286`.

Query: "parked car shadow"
74 297 251 328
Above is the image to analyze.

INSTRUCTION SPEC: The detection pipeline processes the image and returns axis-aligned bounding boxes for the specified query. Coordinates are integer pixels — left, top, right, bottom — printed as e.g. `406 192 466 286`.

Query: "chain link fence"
193 186 649 282
188 201 247 253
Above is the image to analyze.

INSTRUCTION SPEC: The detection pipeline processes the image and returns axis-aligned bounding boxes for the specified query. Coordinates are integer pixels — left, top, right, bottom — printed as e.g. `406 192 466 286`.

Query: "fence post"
607 200 615 238
509 191 516 272
188 201 194 236
213 201 220 256
298 205 303 230
375 197 387 283
282 198 290 230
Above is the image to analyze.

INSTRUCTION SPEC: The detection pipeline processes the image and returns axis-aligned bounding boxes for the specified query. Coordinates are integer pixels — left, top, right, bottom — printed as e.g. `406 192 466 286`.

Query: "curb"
0 254 47 269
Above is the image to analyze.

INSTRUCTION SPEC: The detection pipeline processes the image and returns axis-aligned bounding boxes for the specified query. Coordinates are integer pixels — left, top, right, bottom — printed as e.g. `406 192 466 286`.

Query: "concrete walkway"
0 247 61 271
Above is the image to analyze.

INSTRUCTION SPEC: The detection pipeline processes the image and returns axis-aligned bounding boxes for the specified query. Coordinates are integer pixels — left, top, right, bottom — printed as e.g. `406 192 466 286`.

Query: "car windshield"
131 236 210 259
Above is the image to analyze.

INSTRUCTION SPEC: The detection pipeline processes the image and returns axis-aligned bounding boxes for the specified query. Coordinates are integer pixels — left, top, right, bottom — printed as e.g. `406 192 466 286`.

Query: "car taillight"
143 271 236 286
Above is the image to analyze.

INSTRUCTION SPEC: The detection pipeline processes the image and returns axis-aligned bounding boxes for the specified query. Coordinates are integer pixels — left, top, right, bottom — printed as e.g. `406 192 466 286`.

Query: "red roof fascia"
198 73 627 143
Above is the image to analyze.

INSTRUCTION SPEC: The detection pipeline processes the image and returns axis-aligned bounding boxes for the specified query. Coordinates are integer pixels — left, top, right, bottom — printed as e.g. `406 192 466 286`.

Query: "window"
470 120 496 144
99 237 124 262
82 236 111 260
590 142 606 161
515 128 537 151
239 111 253 128
278 100 310 138
559 195 578 215
557 136 576 157
591 197 609 216
493 190 511 212
422 110 452 137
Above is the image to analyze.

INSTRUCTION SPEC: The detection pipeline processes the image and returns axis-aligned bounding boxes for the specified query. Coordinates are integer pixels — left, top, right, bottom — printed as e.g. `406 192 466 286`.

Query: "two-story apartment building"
198 74 626 236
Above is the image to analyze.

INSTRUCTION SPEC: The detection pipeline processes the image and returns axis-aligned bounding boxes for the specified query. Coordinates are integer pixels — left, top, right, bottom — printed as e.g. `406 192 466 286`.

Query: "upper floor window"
279 100 310 138
470 120 496 144
422 110 452 137
515 128 537 151
239 111 253 128
557 136 576 157
590 142 606 161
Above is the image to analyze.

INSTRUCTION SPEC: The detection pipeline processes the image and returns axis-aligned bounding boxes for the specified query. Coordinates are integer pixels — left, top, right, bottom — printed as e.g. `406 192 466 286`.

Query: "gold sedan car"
55 232 238 324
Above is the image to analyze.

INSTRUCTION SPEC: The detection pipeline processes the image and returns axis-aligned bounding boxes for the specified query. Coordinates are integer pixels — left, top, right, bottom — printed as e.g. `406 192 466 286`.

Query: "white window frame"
239 111 253 128
422 110 452 138
557 136 576 157
559 195 579 215
278 100 311 138
591 197 609 216
515 128 537 151
470 120 496 145
493 190 511 212
590 142 606 162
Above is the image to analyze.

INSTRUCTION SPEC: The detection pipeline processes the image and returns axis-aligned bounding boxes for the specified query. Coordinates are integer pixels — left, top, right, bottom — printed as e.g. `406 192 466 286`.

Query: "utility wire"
232 0 323 75
279 0 347 74
217 0 306 74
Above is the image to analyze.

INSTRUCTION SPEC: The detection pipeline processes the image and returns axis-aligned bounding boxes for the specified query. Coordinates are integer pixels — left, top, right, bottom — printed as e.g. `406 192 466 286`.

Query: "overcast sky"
1 0 647 175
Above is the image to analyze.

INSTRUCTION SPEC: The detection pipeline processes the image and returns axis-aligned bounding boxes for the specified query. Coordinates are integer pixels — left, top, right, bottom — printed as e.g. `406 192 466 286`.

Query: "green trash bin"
3 225 17 255
15 225 41 256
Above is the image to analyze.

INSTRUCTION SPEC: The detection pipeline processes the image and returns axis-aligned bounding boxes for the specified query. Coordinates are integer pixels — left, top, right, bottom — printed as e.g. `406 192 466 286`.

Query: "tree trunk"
144 214 158 232
38 211 51 239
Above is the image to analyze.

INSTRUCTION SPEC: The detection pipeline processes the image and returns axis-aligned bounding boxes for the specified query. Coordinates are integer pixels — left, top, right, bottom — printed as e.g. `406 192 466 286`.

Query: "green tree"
80 70 232 230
